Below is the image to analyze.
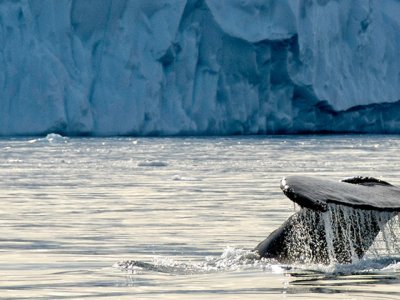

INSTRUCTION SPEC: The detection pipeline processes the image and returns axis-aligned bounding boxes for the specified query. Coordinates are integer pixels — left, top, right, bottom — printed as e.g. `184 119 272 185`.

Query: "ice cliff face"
1 0 400 136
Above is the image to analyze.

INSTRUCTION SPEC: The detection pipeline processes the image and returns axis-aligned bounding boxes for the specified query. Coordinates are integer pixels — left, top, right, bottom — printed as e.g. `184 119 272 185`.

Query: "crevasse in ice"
1 0 399 136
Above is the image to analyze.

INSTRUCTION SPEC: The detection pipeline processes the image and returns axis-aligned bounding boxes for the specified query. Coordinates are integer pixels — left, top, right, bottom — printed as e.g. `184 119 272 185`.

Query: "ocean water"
1 135 400 299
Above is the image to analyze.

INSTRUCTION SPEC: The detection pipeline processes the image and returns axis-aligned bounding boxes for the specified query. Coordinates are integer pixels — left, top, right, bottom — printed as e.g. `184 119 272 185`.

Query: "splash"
284 204 400 264
115 205 400 276
201 247 264 272
114 247 276 275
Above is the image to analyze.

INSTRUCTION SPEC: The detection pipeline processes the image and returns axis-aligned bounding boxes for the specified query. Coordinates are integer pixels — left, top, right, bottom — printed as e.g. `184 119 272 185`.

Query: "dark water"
0 134 399 299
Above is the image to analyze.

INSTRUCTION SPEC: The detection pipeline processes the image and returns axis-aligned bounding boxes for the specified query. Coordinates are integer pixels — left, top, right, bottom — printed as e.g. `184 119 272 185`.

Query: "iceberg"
0 0 399 136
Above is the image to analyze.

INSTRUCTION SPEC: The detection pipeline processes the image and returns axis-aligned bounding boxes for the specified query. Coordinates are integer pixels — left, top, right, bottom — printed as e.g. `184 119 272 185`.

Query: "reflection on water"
0 135 400 299
288 263 400 295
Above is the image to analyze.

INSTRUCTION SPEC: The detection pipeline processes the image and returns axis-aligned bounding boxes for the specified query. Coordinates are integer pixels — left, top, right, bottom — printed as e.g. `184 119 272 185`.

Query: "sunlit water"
1 135 400 299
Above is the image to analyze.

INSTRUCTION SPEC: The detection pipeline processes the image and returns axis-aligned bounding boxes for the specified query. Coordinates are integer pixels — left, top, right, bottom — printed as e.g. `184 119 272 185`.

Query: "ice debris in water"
137 161 168 167
44 133 68 143
383 260 400 271
28 133 68 144
172 175 199 181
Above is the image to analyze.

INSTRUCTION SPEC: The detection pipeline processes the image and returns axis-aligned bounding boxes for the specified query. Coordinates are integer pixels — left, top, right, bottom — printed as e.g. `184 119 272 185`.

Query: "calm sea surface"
1 135 400 299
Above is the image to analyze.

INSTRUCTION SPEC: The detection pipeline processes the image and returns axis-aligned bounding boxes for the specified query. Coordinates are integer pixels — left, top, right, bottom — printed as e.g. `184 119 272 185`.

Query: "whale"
255 176 400 264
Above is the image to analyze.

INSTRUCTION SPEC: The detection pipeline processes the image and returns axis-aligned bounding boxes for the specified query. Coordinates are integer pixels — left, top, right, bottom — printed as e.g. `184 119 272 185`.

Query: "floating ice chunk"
172 175 199 181
383 261 400 271
137 160 168 167
45 133 67 143
30 133 68 144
